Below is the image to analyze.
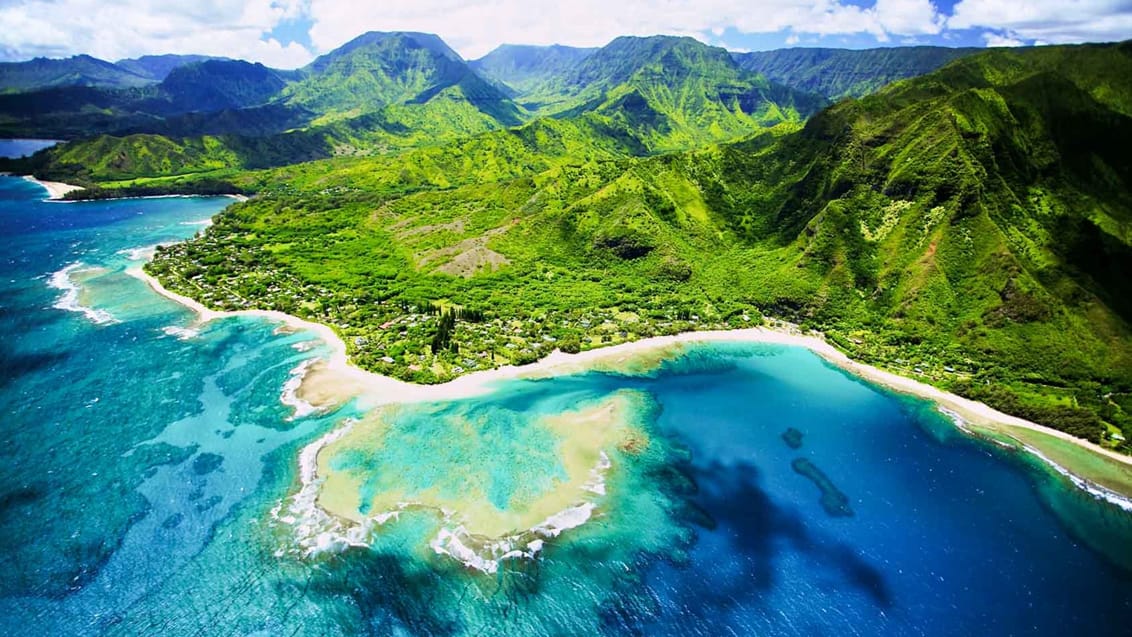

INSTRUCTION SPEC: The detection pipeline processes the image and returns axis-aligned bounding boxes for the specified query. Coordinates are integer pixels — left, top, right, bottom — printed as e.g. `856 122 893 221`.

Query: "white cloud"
949 0 1132 44
0 0 315 67
873 0 944 35
306 0 947 59
982 31 1026 48
0 0 1129 67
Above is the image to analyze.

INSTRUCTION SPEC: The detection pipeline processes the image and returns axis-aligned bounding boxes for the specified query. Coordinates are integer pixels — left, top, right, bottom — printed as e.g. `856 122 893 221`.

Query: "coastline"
24 176 83 200
127 266 1132 505
11 174 248 203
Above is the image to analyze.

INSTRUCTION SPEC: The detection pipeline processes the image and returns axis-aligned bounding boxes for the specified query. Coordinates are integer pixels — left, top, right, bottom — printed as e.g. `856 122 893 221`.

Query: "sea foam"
1021 443 1132 513
280 359 317 420
939 407 1132 512
161 325 200 340
116 243 172 262
47 263 118 325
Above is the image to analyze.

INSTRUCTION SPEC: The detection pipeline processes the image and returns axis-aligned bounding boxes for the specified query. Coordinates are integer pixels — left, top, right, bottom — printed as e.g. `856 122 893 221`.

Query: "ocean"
1 174 1130 635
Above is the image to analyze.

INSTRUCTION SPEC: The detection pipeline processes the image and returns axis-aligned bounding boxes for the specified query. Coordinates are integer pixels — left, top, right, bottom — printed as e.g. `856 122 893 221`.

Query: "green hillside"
12 131 331 184
0 32 526 143
733 46 981 99
142 42 1132 449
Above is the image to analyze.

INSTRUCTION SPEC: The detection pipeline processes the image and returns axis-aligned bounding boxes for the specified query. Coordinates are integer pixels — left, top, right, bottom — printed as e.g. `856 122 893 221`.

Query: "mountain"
0 58 298 138
732 46 981 99
285 31 519 123
1 33 824 155
0 49 308 138
266 30 527 150
156 60 288 113
536 35 827 152
114 54 225 81
0 85 165 138
470 44 596 96
0 54 154 93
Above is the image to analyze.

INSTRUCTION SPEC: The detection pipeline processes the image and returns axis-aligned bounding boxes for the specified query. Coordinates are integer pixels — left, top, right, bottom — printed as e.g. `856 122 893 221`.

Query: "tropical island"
4 35 1132 462
5 10 1132 633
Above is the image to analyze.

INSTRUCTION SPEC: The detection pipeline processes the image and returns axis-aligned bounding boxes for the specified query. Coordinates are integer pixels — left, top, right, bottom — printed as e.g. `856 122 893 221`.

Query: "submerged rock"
791 457 853 517
781 427 804 449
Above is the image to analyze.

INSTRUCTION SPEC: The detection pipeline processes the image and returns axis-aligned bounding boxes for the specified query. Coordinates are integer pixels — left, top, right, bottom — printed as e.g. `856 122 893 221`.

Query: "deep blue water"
1 175 1131 635
0 139 60 158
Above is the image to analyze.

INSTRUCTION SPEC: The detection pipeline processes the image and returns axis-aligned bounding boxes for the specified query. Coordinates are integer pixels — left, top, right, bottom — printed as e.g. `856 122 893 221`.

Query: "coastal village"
148 236 763 383
148 223 971 387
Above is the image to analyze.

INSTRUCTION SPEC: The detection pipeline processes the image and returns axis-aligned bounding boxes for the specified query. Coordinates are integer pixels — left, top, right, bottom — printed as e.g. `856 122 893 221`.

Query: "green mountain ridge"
114 54 227 81
0 57 300 138
506 36 826 152
8 33 829 178
732 46 982 99
0 54 154 93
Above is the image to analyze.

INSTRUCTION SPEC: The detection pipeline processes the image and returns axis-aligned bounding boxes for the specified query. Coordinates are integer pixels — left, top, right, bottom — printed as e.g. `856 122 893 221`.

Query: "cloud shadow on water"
670 458 892 610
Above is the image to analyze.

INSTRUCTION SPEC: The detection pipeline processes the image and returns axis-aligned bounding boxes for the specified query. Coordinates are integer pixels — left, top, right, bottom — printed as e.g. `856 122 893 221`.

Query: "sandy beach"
128 266 1132 502
24 176 83 200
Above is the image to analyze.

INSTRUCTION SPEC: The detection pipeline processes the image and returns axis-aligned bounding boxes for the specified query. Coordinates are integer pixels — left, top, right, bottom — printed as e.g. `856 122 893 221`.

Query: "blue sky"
1 0 1130 67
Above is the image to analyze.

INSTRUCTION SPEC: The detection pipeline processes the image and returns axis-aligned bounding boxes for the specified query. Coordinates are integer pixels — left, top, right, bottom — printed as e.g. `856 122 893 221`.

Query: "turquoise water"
1 175 1131 635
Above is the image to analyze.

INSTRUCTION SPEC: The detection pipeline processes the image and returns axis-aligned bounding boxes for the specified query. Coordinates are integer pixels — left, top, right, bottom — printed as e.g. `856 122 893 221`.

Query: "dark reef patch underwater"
2 174 1132 635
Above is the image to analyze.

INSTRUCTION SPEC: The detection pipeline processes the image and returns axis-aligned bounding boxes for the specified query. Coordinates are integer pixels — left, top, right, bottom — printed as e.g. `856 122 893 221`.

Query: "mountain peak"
569 34 738 89
287 30 519 126
312 31 463 71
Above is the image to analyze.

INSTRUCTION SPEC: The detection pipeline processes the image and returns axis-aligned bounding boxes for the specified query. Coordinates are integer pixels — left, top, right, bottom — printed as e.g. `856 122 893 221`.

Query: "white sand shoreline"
23 176 83 200
126 266 1132 497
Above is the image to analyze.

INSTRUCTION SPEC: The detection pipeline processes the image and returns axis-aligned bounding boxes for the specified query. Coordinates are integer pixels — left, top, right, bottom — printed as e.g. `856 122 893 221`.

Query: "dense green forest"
4 34 1130 450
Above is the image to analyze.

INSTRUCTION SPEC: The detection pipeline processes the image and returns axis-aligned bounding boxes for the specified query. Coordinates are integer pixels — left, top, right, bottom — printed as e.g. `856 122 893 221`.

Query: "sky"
0 0 1130 68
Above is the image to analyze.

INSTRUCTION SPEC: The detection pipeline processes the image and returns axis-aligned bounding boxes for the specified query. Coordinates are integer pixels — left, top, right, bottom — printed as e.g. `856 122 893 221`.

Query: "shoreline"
23 176 83 200
127 266 1132 503
12 174 247 203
